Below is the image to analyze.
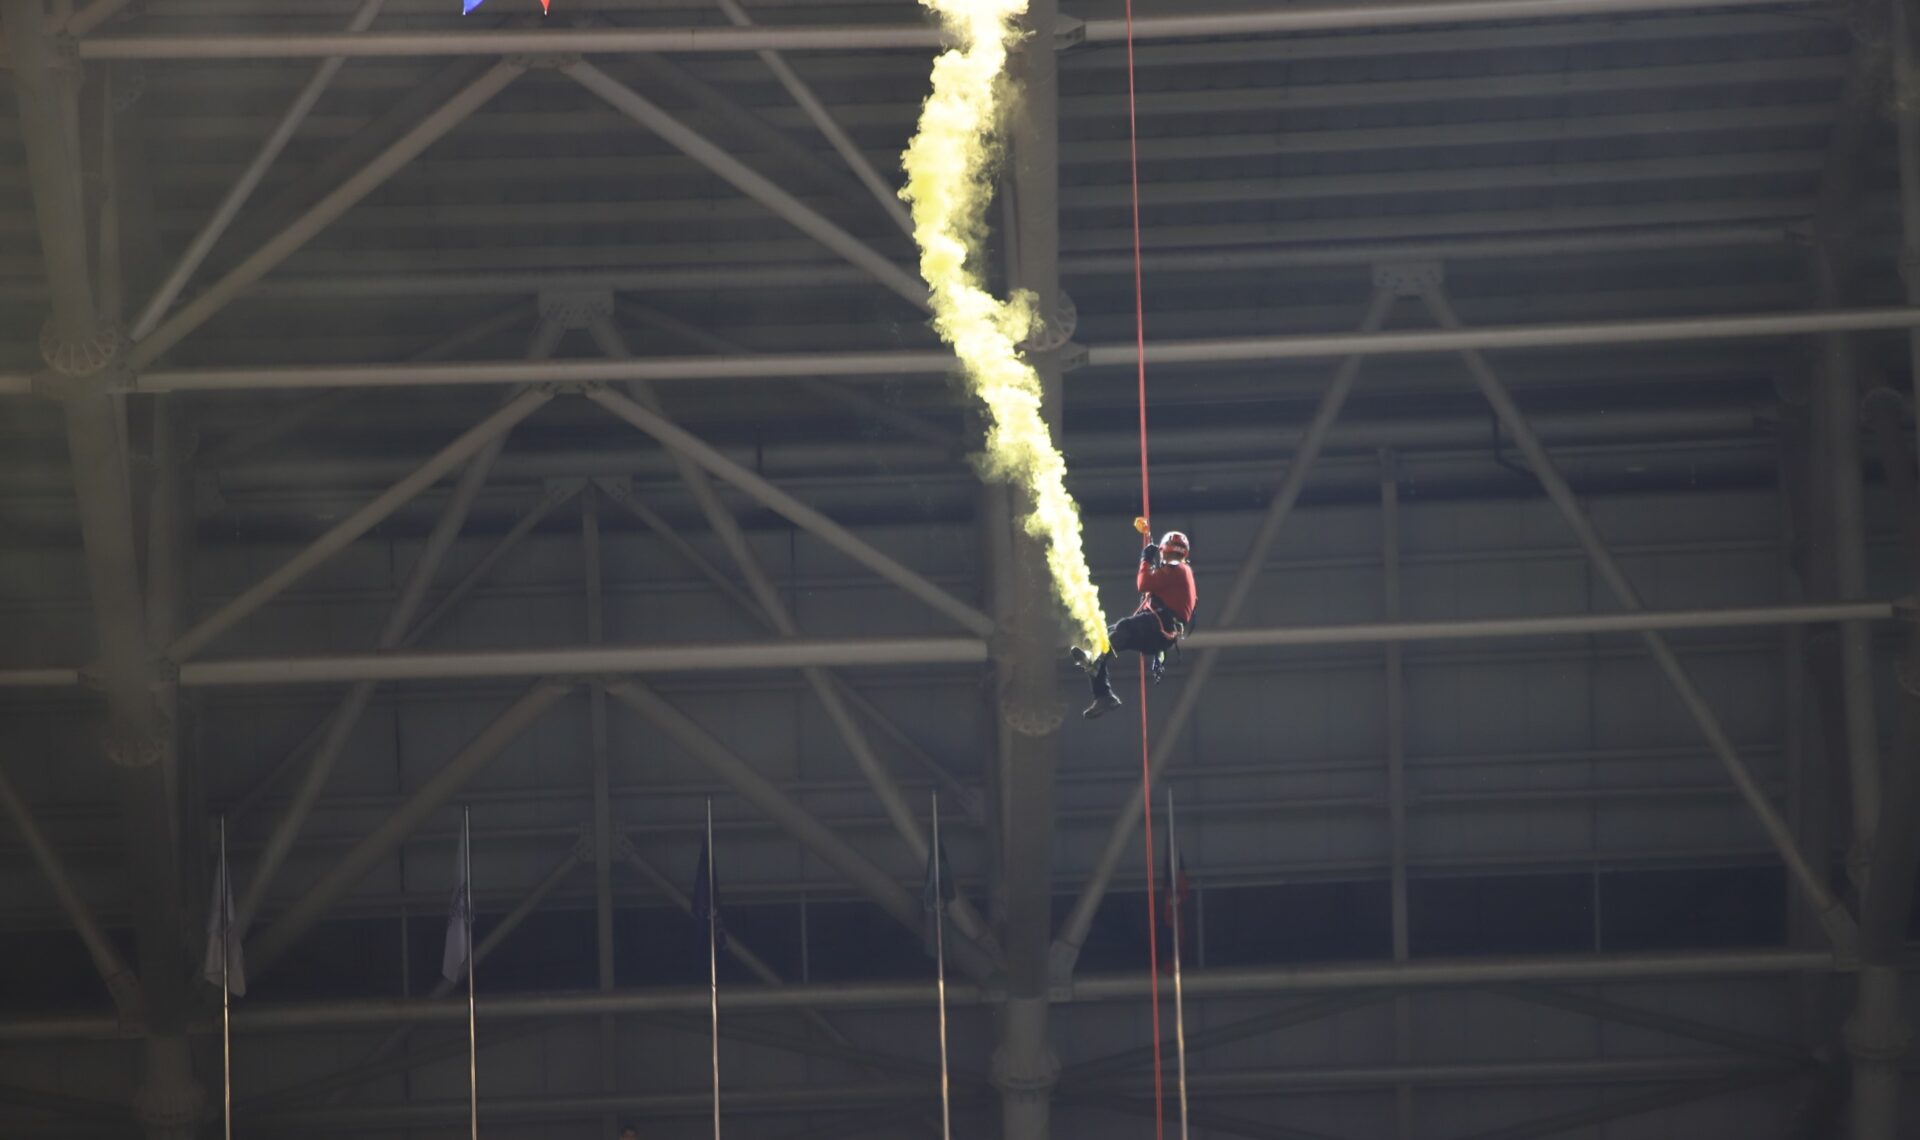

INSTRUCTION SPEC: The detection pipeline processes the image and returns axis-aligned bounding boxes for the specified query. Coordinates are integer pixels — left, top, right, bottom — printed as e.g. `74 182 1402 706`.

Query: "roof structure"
0 2 1916 1140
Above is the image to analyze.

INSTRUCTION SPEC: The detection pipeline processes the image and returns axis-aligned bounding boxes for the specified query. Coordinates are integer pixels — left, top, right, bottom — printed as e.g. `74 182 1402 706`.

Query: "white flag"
441 820 472 983
201 852 246 997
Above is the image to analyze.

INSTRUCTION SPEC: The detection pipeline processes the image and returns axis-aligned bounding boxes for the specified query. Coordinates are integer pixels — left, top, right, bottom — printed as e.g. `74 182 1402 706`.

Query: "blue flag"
921 840 956 956
691 840 726 953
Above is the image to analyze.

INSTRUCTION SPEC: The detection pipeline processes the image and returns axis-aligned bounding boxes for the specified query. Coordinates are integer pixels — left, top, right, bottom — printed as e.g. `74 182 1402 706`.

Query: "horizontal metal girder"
0 949 1842 1041
66 0 1819 60
8 305 1917 396
0 601 1895 688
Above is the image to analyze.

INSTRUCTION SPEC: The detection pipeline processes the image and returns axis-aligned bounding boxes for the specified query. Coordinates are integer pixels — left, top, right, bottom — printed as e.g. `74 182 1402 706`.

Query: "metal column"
995 5 1064 1139
1812 252 1881 891
3 3 198 1135
582 486 617 1136
1380 450 1413 1140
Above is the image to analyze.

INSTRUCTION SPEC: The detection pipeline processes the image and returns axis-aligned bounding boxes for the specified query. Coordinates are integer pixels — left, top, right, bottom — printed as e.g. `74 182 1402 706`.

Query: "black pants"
1093 612 1175 697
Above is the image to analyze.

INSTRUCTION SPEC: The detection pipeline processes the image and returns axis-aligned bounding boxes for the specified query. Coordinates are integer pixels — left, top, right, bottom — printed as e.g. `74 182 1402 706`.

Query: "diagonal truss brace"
1415 278 1857 953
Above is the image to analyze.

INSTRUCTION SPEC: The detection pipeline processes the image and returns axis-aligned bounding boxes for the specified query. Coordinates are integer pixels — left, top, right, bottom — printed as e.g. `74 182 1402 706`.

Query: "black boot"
1083 683 1122 719
1069 646 1099 675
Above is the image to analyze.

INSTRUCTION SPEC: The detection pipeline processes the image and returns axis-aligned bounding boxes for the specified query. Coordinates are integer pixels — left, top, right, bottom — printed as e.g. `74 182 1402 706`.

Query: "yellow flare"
901 0 1110 656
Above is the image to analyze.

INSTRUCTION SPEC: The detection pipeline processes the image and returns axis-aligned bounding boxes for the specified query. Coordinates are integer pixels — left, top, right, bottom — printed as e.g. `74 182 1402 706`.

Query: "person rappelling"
1071 518 1196 720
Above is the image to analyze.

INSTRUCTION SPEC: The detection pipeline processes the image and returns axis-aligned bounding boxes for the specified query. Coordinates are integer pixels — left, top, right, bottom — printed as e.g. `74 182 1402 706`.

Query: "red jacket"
1137 548 1196 625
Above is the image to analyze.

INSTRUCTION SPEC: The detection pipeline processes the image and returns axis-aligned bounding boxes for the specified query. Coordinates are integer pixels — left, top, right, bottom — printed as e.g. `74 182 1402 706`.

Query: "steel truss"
4 2 1917 1140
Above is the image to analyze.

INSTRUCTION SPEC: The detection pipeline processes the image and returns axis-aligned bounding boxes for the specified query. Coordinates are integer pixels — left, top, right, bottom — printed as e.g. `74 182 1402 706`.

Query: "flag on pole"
1159 844 1192 974
463 1 549 14
920 840 957 956
202 844 247 997
442 820 473 983
691 840 727 953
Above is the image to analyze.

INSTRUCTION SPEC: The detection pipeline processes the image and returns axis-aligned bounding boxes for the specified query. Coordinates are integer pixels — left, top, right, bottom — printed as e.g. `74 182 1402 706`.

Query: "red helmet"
1159 531 1190 559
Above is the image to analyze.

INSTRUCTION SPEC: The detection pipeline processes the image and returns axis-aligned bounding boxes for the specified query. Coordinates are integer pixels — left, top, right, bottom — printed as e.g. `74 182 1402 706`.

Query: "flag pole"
219 815 233 1140
931 791 951 1140
464 807 477 1140
706 796 721 1140
1167 791 1190 1140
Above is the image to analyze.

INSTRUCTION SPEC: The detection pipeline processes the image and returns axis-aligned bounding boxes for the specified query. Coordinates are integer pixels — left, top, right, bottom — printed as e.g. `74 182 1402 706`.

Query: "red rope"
1122 1 1164 1138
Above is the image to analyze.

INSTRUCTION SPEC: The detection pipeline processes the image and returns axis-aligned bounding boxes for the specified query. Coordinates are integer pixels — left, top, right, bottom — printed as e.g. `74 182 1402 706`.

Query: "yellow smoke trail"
900 0 1110 655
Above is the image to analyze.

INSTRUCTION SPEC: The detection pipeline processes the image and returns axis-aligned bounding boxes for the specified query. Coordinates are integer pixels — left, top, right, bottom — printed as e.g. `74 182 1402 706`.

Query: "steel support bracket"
1045 940 1080 988
544 475 590 503
1816 900 1862 962
1053 14 1088 52
37 324 125 384
539 290 614 330
1056 341 1089 373
591 475 633 503
507 51 583 71
1374 261 1444 298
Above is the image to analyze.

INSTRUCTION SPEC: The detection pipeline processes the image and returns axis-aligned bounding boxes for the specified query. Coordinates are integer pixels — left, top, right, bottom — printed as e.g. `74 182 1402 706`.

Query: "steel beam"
622 302 959 451
594 473 979 816
579 486 616 1125
234 221 1803 301
1483 985 1811 1063
128 0 387 342
610 48 872 206
0 758 143 1018
235 325 559 930
584 383 994 636
406 477 584 646
1848 380 1920 1140
995 5 1068 1137
245 679 576 977
1897 0 1920 462
321 836 588 1101
70 1 1823 59
1448 1068 1792 1140
124 59 525 370
56 304 1920 396
189 1057 1808 1130
1812 253 1882 893
1381 449 1413 1140
562 60 927 310
228 477 580 825
0 602 1897 690
588 313 993 949
1417 283 1858 950
7 4 199 1132
612 833 946 1110
711 0 913 236
165 387 553 662
1054 286 1391 971
603 680 994 978
0 949 1842 1041
1058 993 1393 1085
243 1022 548 1111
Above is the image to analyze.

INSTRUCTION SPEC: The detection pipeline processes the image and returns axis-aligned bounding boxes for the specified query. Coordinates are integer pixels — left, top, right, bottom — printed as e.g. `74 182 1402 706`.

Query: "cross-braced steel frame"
3 2 1918 1140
